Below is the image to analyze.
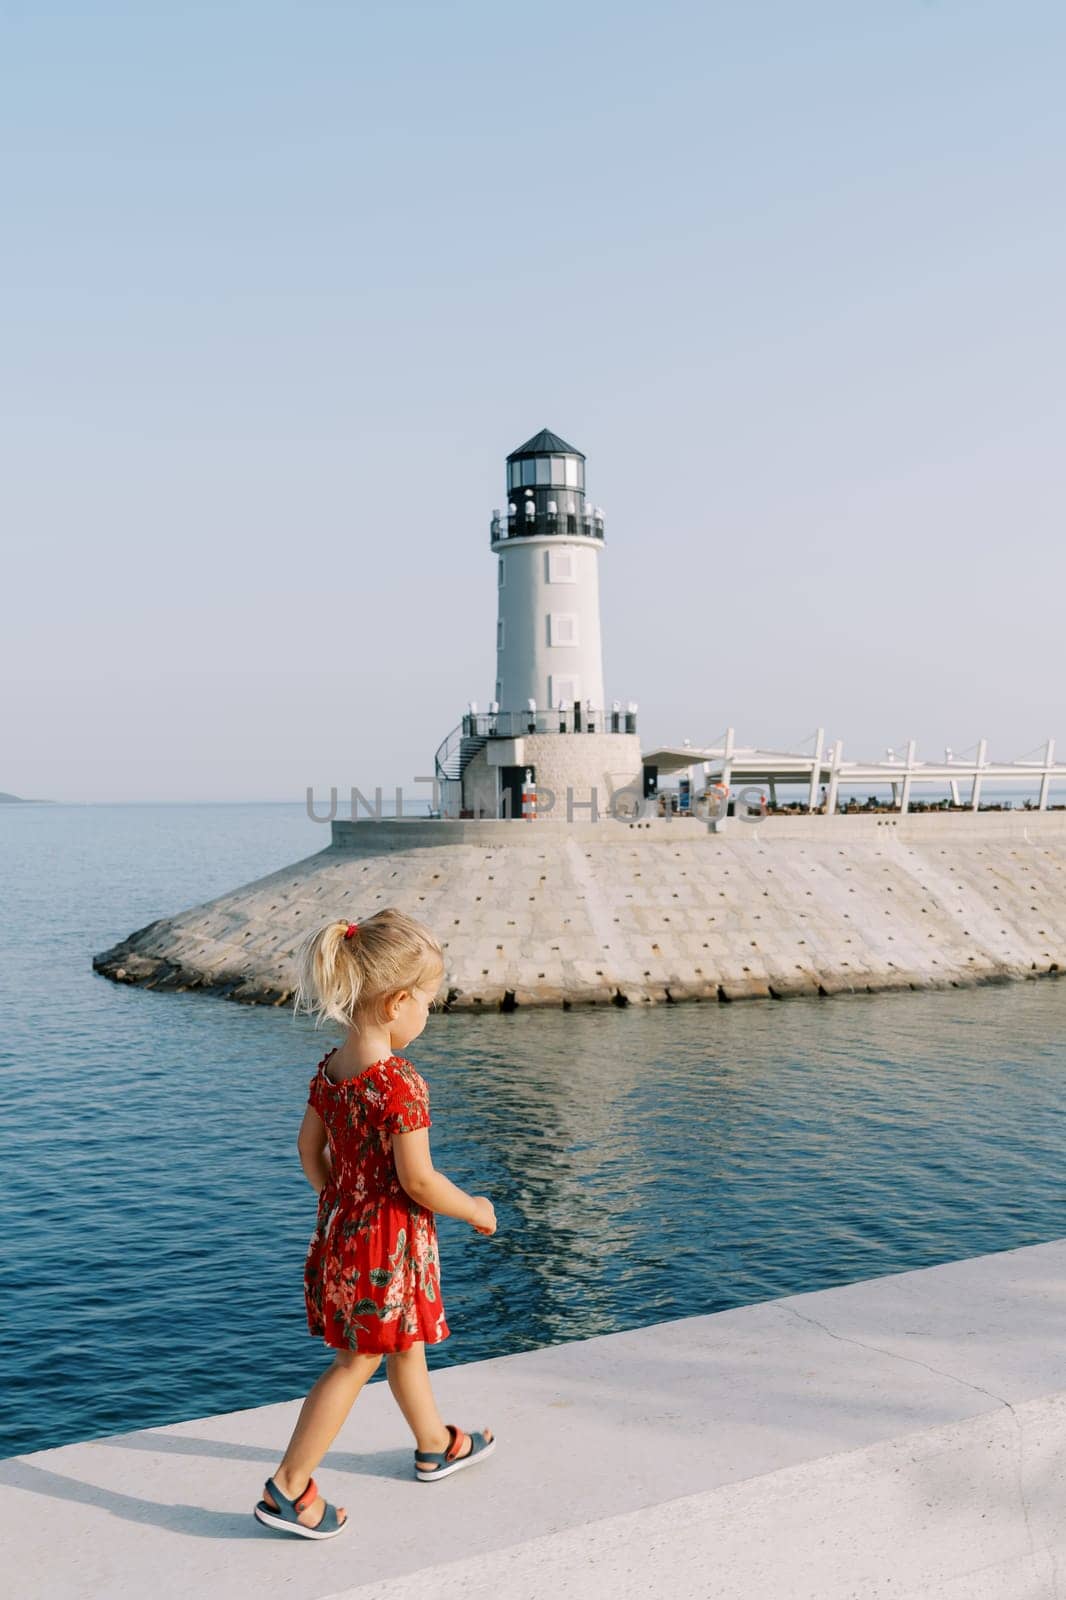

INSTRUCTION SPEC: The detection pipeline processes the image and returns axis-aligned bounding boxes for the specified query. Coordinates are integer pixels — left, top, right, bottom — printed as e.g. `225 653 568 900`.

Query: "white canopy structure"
641 730 1064 814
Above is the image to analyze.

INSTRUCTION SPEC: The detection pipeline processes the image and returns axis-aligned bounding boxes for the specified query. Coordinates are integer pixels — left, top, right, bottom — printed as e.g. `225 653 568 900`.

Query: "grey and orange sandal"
414 1423 496 1482
253 1475 348 1539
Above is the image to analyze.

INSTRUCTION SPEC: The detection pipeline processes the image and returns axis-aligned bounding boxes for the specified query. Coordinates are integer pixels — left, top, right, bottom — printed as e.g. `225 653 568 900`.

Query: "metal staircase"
433 723 488 817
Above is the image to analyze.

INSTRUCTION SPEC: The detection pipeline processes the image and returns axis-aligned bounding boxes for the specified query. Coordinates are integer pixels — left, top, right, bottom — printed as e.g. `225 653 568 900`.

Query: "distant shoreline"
0 792 52 804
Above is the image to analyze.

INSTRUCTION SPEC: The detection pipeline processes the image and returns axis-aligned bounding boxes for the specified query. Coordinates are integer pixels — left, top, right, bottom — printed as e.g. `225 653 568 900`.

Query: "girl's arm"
392 1128 490 1228
296 1105 332 1193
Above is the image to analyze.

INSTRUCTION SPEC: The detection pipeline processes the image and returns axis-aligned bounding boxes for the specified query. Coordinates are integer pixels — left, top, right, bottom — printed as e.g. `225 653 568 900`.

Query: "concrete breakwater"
91 811 1066 1010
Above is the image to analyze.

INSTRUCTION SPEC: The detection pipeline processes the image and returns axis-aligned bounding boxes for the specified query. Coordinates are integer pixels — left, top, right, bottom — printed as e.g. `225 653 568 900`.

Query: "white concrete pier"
93 809 1066 1009
4 1238 1065 1598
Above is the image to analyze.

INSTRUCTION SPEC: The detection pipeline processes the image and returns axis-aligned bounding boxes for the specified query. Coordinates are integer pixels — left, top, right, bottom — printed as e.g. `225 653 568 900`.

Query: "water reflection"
424 982 1066 1364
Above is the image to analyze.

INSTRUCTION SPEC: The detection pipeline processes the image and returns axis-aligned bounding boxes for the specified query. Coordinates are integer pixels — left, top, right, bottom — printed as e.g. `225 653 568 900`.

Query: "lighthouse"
490 428 605 714
433 429 644 821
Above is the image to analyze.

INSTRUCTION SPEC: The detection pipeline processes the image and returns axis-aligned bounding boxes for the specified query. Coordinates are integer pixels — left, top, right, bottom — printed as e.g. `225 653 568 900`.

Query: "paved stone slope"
92 813 1066 1010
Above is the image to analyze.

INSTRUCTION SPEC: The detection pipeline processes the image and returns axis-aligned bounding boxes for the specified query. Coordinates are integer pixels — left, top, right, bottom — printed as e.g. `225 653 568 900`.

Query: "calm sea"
1 801 1064 1459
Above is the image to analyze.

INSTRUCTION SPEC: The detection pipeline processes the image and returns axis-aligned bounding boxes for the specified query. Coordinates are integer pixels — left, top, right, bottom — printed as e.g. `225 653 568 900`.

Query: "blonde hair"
293 906 446 1030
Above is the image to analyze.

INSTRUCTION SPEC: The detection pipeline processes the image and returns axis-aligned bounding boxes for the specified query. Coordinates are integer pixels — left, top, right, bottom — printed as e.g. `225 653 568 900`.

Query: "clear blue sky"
3 1 1064 801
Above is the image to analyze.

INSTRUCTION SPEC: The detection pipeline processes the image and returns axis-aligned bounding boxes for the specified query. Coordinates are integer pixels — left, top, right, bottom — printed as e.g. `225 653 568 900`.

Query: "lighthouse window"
497 618 505 650
497 559 505 586
550 456 566 483
564 458 579 488
520 459 536 487
550 674 579 708
535 457 551 486
548 550 576 583
549 612 579 646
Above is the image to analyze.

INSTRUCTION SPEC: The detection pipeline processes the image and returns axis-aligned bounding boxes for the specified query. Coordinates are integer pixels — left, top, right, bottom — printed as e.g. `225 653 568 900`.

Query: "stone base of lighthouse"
461 732 644 820
92 811 1066 1012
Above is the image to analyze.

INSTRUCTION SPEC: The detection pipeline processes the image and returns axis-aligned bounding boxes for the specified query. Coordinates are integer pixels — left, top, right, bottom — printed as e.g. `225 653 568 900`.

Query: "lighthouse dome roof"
507 428 584 461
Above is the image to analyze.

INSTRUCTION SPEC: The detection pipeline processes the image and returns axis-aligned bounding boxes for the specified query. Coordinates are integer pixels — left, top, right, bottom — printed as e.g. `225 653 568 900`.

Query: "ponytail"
293 906 444 1029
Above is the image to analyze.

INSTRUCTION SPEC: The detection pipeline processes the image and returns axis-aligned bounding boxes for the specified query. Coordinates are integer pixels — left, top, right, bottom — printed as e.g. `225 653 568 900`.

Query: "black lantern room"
490 428 605 547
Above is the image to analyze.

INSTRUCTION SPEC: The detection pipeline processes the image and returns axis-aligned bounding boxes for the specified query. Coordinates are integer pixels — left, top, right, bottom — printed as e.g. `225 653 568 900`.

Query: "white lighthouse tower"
491 428 605 714
433 428 644 821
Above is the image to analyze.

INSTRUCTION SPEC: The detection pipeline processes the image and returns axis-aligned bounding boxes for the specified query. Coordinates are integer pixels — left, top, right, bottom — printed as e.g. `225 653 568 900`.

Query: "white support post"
826 740 843 814
1039 738 1054 811
899 739 916 815
971 738 987 811
950 779 961 806
721 727 735 794
694 759 709 815
687 761 702 814
807 727 825 813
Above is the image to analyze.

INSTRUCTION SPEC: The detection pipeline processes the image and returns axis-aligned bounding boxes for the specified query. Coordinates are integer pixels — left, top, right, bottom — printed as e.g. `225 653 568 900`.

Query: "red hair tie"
344 922 359 940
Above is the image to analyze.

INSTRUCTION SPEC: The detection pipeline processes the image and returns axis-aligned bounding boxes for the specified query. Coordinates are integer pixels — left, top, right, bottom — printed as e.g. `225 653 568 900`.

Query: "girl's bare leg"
264 1349 382 1527
385 1342 493 1472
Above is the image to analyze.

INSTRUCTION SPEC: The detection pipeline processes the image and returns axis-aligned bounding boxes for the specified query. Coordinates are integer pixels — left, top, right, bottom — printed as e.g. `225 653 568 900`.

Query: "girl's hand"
469 1197 496 1235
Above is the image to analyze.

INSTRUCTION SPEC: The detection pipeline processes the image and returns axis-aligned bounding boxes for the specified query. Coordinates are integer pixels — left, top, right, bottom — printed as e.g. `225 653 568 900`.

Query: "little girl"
254 906 497 1539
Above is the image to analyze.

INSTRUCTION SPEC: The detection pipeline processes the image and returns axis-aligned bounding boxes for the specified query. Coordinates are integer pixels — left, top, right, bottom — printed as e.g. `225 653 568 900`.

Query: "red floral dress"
303 1050 450 1353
